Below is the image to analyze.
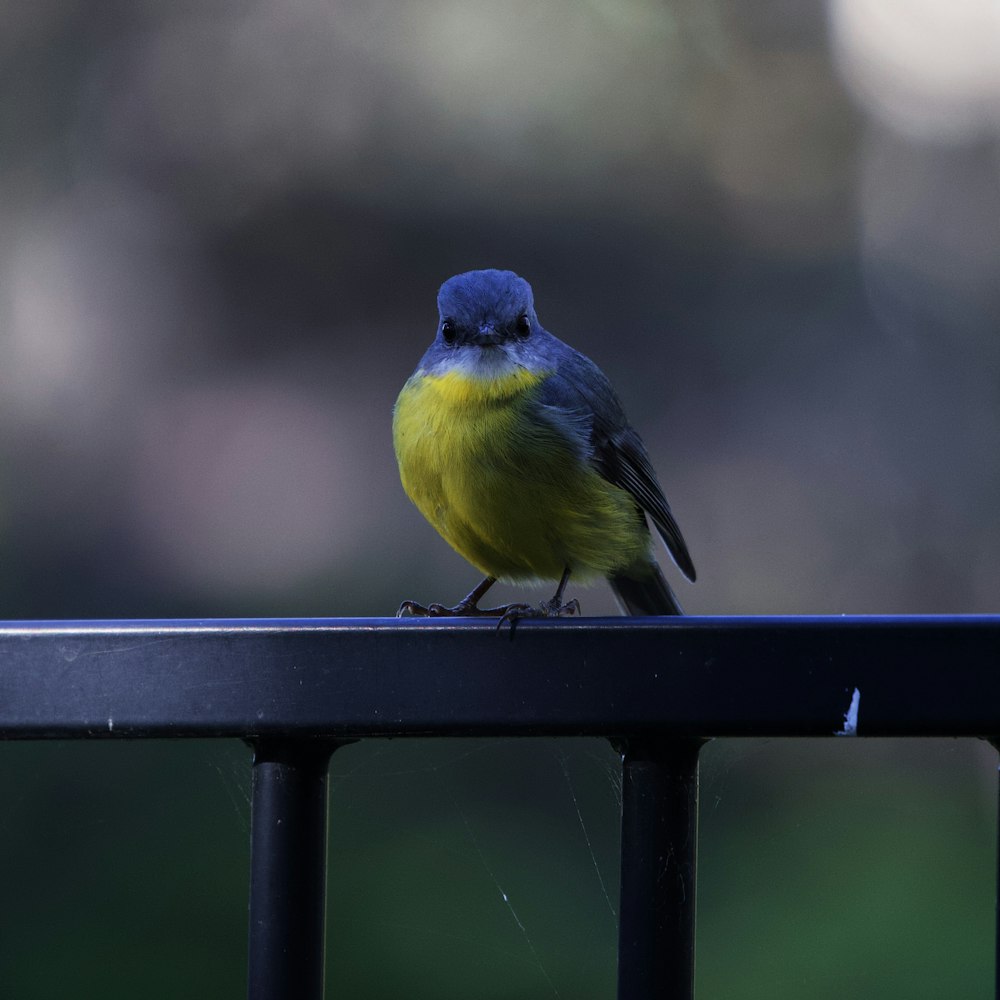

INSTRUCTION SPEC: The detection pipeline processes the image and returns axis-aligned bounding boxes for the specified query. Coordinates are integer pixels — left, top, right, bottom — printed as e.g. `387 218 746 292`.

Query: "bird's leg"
544 566 581 616
496 566 580 632
398 576 508 617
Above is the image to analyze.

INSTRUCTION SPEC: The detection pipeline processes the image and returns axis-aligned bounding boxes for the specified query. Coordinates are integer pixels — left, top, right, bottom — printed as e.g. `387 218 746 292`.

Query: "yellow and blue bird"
393 269 695 618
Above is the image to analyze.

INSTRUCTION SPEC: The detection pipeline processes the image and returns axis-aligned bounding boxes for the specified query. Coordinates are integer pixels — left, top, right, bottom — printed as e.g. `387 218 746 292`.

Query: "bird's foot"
397 577 505 618
397 572 580 632
397 598 513 618
496 596 581 633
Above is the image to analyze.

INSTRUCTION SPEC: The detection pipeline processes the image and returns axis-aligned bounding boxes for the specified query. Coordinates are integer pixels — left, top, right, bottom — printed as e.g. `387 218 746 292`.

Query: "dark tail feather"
609 562 684 616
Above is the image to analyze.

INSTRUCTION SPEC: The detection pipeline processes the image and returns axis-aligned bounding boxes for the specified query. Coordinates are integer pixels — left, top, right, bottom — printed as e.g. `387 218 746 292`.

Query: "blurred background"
1 0 998 996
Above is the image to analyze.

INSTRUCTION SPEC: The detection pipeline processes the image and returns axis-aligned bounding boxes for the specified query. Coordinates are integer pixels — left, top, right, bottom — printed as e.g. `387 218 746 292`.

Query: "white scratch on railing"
835 687 861 736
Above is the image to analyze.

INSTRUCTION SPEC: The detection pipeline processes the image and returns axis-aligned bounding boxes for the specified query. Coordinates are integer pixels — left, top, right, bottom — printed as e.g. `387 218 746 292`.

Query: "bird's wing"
594 423 696 581
536 350 696 582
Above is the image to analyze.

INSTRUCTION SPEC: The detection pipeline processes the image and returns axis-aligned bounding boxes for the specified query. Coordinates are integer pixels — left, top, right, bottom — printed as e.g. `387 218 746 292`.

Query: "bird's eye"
441 319 457 344
515 313 531 338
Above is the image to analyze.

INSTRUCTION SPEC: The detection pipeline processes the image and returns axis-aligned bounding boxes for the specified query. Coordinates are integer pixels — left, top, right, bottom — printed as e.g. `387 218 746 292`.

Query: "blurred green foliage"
0 738 992 998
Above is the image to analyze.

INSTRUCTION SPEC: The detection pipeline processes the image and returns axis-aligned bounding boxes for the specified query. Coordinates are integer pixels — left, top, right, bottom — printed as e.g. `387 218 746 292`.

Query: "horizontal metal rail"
1 615 998 1000
0 615 998 739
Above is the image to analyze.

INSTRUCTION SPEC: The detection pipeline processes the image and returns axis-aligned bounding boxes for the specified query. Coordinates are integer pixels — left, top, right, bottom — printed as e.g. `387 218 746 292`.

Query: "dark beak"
471 325 502 347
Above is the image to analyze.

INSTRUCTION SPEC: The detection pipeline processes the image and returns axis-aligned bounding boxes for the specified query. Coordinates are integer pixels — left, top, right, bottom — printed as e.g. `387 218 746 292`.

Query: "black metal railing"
1 615 999 999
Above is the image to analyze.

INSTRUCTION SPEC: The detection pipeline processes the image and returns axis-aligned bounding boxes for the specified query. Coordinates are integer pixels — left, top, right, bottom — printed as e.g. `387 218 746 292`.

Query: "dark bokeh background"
1 0 998 996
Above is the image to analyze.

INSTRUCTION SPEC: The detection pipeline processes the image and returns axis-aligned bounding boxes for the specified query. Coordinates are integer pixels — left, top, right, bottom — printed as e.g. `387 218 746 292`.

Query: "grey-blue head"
436 269 538 344
418 269 558 376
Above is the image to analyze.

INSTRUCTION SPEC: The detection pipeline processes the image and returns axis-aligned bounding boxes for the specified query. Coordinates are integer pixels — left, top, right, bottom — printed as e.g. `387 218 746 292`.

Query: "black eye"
515 313 531 338
441 319 457 344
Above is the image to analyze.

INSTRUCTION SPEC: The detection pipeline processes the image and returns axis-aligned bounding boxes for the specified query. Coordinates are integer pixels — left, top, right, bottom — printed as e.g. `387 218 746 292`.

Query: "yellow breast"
393 366 648 583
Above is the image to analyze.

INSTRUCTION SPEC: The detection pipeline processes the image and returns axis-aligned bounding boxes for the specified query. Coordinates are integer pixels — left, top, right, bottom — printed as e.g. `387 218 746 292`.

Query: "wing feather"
534 347 696 582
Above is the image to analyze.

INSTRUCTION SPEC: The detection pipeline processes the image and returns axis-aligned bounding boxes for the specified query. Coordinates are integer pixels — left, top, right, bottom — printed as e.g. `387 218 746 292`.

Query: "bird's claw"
398 600 466 617
397 599 506 618
495 597 581 634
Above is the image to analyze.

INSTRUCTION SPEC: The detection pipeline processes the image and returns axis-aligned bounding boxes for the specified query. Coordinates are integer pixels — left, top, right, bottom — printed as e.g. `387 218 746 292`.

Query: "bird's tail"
609 561 684 616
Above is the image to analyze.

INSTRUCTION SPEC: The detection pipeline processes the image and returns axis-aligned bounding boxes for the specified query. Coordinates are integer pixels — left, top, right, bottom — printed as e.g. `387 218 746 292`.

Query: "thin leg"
459 576 498 608
616 738 703 1000
547 566 578 613
496 566 581 631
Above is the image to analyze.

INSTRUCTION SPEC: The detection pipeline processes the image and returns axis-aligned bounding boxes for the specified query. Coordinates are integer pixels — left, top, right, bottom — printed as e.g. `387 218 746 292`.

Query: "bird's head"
422 269 547 376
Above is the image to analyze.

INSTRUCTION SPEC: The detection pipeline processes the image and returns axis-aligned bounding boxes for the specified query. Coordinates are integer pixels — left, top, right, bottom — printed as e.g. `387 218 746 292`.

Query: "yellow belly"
393 368 649 583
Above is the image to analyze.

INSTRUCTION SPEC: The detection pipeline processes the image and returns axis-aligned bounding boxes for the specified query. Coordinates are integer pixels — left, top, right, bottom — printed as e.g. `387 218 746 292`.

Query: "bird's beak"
471 324 502 347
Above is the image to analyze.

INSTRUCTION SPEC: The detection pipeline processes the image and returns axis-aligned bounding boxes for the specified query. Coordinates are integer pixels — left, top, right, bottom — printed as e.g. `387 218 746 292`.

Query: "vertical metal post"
991 739 1000 1000
616 738 704 1000
246 738 345 1000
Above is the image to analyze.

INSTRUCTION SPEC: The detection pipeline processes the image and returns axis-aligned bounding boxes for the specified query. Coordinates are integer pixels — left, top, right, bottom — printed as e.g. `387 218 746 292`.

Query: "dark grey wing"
534 343 696 583
593 424 696 582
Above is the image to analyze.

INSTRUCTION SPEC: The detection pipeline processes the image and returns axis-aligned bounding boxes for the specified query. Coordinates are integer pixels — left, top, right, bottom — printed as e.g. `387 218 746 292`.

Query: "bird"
392 268 695 619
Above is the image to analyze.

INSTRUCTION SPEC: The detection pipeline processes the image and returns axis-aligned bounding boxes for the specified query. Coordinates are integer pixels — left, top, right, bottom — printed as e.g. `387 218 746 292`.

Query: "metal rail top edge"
0 614 997 634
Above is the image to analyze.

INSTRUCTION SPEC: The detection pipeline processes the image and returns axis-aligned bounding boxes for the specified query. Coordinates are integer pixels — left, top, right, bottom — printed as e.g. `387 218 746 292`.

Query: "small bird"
393 269 695 619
